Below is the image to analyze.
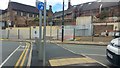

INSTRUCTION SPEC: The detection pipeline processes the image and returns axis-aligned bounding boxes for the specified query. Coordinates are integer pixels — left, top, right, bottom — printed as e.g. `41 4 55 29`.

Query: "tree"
34 17 39 22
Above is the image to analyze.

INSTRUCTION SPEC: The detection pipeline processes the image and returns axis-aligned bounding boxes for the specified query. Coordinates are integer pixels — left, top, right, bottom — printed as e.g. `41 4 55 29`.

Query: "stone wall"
75 36 113 42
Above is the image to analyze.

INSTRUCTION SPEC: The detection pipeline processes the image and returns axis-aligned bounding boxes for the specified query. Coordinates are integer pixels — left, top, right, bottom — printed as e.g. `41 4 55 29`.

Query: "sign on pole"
37 2 44 10
36 0 44 61
36 0 46 66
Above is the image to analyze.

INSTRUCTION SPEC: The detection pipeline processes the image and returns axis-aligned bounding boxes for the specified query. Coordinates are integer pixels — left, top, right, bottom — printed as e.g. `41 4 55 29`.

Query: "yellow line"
27 42 32 66
14 43 27 68
0 38 4 40
0 39 8 40
20 43 30 67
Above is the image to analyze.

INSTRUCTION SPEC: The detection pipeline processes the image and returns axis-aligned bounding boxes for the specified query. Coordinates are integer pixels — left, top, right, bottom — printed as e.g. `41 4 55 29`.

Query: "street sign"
37 2 44 10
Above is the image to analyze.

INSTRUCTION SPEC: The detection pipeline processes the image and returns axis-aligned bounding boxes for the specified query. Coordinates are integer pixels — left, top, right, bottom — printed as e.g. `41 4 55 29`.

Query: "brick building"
53 1 120 35
0 1 53 27
53 1 120 24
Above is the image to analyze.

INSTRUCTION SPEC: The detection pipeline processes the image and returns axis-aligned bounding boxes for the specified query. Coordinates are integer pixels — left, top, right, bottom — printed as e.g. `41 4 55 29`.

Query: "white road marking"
27 42 32 67
0 45 21 67
84 54 106 56
21 45 25 48
57 44 78 55
56 44 108 67
17 49 25 51
81 54 108 67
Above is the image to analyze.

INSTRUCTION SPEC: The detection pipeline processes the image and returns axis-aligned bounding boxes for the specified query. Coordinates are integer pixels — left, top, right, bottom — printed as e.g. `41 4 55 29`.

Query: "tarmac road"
45 43 107 67
0 40 30 67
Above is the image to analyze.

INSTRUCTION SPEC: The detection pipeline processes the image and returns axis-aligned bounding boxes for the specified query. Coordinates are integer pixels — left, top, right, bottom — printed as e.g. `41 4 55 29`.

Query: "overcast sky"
0 0 119 12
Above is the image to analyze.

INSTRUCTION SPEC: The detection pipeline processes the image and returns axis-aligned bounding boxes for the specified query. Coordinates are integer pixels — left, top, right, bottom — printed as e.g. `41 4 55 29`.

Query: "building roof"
53 2 119 18
0 9 7 15
53 6 75 18
8 2 49 14
80 2 119 11
80 2 100 11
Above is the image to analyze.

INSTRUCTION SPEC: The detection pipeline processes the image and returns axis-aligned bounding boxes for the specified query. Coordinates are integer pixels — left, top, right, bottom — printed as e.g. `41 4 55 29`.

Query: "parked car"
106 37 120 66
114 31 120 38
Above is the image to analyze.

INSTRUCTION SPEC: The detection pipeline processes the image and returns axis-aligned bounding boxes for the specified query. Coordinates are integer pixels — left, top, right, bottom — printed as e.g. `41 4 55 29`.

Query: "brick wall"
94 25 113 34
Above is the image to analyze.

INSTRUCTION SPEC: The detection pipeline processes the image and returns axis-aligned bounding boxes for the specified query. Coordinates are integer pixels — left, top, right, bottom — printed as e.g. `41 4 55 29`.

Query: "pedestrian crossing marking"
49 57 97 66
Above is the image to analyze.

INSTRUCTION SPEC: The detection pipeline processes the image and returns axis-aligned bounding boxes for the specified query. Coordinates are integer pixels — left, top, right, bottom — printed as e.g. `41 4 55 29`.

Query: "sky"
0 0 119 12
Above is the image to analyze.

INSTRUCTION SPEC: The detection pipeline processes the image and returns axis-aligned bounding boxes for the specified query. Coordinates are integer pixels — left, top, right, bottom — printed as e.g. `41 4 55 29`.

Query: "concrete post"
43 0 46 66
18 29 20 39
29 27 31 39
38 10 43 60
7 30 10 39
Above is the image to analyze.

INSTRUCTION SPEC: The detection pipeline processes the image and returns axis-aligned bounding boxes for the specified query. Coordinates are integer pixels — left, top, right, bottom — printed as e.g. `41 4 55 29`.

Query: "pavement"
0 38 109 46
30 42 107 67
51 40 109 46
30 43 43 67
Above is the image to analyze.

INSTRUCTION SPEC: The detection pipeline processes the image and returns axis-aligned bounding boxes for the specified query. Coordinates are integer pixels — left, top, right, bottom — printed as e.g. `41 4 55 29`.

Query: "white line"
57 44 106 57
0 45 21 67
56 44 79 55
84 54 106 56
27 42 33 67
81 54 108 67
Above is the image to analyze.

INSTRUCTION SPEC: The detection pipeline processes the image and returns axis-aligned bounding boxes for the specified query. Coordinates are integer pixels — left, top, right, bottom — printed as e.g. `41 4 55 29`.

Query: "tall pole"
39 5 43 60
43 0 46 66
62 0 64 42
36 0 43 61
91 16 94 41
50 22 52 43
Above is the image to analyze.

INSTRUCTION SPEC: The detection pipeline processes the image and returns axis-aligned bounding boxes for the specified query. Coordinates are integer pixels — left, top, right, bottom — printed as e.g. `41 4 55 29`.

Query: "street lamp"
62 0 64 42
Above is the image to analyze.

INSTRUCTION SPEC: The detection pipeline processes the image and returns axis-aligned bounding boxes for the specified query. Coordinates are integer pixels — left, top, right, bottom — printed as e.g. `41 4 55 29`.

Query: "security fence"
1 25 114 42
58 25 93 40
1 26 58 40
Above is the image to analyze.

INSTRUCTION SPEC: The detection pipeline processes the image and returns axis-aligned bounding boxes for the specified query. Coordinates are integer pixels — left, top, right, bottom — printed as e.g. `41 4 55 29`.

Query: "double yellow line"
14 42 30 68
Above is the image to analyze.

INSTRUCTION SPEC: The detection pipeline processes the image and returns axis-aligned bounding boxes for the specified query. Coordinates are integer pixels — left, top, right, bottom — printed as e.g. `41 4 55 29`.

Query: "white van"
106 37 120 66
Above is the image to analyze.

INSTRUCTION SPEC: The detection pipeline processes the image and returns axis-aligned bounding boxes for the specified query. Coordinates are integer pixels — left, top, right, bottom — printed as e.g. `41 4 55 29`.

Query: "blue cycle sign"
37 2 44 10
